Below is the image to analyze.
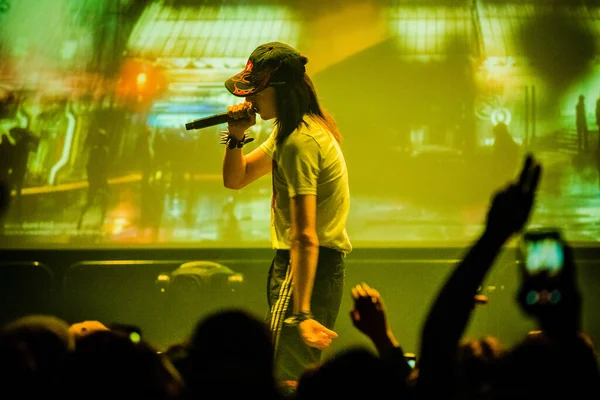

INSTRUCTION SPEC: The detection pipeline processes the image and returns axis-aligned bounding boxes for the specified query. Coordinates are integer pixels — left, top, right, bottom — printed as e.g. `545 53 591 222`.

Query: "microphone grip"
185 112 231 130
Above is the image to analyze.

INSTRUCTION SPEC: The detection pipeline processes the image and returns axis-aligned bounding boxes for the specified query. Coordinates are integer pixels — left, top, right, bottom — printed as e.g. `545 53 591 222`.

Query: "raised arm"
222 146 272 190
222 102 272 189
350 282 412 385
417 155 542 399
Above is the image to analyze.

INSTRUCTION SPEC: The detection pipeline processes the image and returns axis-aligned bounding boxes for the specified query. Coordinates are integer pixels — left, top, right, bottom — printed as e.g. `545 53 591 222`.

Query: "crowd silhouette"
0 154 599 399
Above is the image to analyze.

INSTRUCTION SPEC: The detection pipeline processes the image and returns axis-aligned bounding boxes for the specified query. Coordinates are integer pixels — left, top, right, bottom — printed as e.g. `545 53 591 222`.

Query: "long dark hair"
273 74 341 146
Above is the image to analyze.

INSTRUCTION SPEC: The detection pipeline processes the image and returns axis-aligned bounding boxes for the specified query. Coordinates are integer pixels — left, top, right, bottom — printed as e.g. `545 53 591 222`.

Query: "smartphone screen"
404 353 417 369
522 233 564 275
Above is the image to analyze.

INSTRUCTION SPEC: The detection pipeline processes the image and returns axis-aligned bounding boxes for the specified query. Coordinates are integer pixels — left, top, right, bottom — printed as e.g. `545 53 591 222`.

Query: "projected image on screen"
1 0 599 249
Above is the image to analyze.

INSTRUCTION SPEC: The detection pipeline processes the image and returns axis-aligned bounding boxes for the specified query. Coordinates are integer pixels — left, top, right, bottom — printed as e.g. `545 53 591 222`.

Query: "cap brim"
225 70 258 97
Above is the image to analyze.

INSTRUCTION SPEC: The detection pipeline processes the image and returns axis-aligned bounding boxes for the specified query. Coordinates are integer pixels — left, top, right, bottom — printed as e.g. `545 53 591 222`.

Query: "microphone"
185 107 258 131
185 112 230 131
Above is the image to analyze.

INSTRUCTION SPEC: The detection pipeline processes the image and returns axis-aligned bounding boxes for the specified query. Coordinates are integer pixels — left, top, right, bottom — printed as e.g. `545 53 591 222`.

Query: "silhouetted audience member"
491 239 600 399
457 336 504 400
175 308 284 400
296 346 400 400
417 155 542 399
67 329 182 400
416 154 600 400
0 315 74 399
349 282 413 397
296 282 415 400
576 94 589 153
492 329 599 399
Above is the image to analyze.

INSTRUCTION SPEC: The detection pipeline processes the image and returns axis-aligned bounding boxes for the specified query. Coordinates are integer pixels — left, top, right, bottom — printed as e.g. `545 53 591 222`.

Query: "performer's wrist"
228 128 246 141
284 311 314 326
219 130 255 149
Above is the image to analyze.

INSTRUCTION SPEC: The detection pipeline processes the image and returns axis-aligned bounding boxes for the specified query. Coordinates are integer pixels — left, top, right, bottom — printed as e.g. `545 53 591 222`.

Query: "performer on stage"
221 42 352 391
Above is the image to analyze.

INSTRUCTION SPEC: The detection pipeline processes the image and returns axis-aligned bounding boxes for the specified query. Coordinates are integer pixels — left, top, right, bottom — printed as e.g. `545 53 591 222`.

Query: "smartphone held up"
518 228 565 277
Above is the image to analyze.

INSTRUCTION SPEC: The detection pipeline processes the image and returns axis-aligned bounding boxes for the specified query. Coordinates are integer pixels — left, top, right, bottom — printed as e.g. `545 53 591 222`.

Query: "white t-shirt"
259 115 352 255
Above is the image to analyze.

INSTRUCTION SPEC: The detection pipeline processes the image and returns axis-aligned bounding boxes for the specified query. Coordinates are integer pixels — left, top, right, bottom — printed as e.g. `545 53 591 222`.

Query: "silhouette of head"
0 315 73 398
183 309 279 399
493 331 600 398
68 329 182 400
296 347 402 399
457 336 505 399
493 122 509 138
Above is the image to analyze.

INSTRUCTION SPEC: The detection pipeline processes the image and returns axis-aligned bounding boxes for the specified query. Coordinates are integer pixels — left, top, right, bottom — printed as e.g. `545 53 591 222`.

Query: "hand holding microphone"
227 102 256 139
184 101 257 133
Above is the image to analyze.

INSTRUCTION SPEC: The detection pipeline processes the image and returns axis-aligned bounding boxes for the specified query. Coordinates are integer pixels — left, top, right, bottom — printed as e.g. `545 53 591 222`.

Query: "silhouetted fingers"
354 284 368 298
517 154 534 190
528 163 542 195
360 283 381 301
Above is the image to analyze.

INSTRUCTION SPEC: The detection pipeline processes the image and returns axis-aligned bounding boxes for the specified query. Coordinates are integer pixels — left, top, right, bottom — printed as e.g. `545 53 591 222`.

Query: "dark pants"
266 247 345 382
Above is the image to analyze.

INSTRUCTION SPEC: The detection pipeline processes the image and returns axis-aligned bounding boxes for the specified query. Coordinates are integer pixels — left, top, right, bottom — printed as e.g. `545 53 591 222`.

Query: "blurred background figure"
491 122 520 186
0 133 13 234
576 94 589 153
595 92 600 136
77 128 110 231
7 126 38 223
0 132 13 186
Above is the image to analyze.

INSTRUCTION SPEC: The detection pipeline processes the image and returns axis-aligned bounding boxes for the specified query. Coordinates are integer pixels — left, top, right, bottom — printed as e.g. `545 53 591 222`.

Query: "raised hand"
298 319 338 351
350 283 390 341
485 154 542 240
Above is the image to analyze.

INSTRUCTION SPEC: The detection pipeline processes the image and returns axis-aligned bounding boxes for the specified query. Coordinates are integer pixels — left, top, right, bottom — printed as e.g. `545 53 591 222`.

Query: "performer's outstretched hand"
298 319 338 350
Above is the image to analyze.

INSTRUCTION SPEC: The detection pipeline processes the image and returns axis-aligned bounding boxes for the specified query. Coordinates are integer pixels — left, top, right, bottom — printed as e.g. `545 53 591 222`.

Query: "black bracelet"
220 131 255 149
284 311 314 326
